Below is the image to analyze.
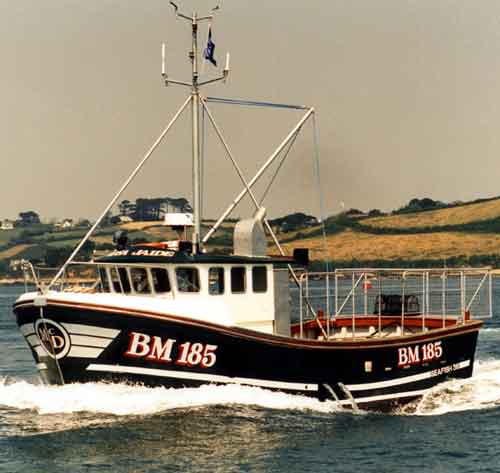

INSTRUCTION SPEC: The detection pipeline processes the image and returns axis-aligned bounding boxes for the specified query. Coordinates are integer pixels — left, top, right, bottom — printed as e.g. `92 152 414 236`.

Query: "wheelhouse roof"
95 246 296 266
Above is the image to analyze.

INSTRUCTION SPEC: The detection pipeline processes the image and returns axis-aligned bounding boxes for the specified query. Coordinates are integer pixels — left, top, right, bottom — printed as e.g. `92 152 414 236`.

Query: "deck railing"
21 260 99 294
298 268 493 339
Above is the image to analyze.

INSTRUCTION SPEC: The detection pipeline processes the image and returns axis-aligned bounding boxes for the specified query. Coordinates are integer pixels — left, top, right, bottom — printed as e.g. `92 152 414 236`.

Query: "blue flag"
204 27 217 66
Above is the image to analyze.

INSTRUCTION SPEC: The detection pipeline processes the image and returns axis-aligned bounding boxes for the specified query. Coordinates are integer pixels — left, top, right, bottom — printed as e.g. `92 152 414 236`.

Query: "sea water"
1 284 500 472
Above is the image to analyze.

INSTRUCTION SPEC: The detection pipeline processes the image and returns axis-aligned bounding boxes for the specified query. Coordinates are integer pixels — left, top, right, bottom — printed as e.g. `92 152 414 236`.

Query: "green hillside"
2 196 500 276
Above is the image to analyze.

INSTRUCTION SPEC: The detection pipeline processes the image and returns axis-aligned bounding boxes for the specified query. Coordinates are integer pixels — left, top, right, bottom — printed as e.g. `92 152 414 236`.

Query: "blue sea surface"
1 283 500 473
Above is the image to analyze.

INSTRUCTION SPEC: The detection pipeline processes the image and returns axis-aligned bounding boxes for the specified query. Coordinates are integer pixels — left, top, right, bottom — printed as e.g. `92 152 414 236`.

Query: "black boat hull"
14 298 481 410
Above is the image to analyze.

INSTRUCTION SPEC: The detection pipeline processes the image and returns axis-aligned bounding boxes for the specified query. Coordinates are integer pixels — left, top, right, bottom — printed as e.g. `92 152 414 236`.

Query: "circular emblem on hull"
34 319 71 359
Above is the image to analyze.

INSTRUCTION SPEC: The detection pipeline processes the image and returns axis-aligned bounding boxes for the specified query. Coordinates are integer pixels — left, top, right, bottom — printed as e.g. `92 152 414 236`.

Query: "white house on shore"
1 220 14 230
54 219 74 230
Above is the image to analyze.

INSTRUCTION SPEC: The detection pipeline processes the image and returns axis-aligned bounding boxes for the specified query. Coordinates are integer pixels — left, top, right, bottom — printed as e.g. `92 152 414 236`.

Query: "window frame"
130 267 152 295
117 266 132 294
230 266 247 294
208 267 225 295
252 265 268 293
150 267 171 295
175 266 201 293
109 266 124 294
98 267 110 293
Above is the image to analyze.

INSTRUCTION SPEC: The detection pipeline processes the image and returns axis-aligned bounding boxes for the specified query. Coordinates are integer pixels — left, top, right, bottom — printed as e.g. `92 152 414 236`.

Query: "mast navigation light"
161 43 166 77
224 52 230 80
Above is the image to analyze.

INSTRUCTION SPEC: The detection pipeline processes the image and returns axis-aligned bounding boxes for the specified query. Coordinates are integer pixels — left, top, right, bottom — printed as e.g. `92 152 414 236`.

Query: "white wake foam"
411 359 500 415
3 359 500 420
0 379 340 416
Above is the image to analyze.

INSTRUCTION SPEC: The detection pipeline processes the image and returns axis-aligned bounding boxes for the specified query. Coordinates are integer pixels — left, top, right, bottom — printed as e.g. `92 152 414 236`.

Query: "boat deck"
291 314 464 340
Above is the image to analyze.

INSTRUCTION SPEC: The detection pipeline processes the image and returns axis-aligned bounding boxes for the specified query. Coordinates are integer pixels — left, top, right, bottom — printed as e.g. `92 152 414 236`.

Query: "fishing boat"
13 4 493 411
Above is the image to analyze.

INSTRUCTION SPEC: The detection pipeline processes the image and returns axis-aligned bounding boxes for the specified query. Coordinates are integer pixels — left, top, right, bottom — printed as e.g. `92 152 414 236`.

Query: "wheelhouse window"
118 267 131 294
208 267 224 295
252 266 267 293
99 267 110 292
231 267 246 293
176 267 200 293
130 267 151 294
151 267 171 294
110 267 123 293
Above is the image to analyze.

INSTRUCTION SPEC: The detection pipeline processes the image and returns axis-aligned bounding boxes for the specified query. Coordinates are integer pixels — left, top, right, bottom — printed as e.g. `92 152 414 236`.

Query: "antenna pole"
191 13 202 252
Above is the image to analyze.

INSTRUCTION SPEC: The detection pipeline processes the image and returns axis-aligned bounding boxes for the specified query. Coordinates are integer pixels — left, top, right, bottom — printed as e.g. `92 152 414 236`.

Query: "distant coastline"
2 195 500 274
0 278 26 286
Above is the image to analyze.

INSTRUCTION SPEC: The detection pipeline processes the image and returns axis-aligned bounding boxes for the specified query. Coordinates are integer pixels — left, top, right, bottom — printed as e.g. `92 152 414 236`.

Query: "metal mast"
165 2 229 253
191 13 201 253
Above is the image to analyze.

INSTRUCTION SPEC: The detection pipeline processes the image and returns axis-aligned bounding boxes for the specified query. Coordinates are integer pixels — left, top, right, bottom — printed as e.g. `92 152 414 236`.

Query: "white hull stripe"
86 364 318 392
20 323 35 336
70 335 113 348
86 364 431 404
34 346 46 357
21 322 119 359
68 347 105 358
61 323 120 339
347 360 470 391
346 360 471 392
30 343 106 359
26 334 113 359
26 334 40 347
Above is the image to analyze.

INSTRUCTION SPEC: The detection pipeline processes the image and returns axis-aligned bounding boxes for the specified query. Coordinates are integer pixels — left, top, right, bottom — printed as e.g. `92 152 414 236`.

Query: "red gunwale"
291 314 461 336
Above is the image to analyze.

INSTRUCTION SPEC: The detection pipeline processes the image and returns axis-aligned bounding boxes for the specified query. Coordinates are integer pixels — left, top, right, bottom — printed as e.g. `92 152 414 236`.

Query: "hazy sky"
2 0 500 222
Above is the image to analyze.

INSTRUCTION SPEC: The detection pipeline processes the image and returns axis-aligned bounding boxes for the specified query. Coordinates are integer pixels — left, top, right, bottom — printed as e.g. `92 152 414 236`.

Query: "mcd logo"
34 319 71 359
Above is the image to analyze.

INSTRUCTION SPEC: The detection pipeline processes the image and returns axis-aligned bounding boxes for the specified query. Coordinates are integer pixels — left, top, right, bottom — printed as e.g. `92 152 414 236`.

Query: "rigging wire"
206 97 309 110
201 104 206 221
312 112 331 274
259 129 300 205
